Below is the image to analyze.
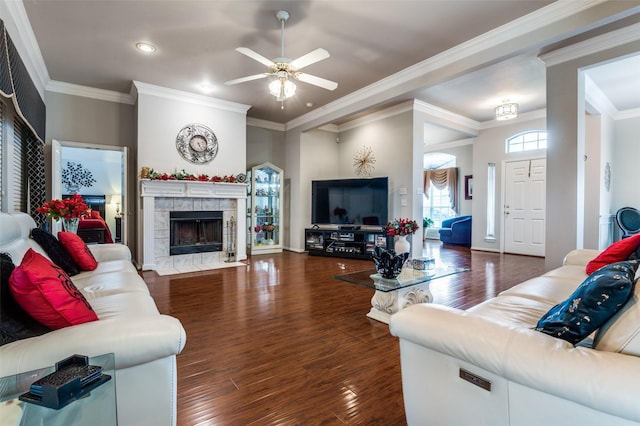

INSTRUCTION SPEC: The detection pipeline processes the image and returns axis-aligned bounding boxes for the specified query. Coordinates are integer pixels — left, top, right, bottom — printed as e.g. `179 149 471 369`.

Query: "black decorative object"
19 354 111 410
62 162 96 193
372 246 409 279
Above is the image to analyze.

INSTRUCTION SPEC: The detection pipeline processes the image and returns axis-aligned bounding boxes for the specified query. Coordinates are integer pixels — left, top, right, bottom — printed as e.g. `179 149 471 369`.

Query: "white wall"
134 82 250 264
135 83 249 177
546 42 640 270
613 116 640 238
246 125 286 171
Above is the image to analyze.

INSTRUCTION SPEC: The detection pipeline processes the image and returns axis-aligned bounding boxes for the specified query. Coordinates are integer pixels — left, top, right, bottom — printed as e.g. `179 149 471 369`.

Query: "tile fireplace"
140 180 247 272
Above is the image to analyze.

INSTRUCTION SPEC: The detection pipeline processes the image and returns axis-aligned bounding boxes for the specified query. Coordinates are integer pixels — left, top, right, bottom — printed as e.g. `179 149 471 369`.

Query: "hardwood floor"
142 241 545 425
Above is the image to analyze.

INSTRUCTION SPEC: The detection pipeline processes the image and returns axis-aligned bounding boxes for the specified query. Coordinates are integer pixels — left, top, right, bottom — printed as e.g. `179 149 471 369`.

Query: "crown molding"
47 80 136 104
336 101 414 132
584 74 617 118
247 117 285 131
423 138 475 152
2 1 50 99
133 81 251 114
616 108 640 120
539 21 640 67
413 99 480 132
287 0 606 130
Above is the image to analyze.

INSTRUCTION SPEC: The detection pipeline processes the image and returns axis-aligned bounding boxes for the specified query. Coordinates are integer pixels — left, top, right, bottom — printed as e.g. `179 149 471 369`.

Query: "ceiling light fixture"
136 42 156 53
269 75 296 109
495 100 518 120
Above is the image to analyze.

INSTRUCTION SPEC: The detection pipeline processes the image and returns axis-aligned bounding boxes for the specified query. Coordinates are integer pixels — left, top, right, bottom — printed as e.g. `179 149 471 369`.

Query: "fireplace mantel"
140 179 247 198
140 180 247 272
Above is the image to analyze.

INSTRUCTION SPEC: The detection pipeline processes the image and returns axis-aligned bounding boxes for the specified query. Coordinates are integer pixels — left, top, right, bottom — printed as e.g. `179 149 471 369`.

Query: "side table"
0 353 117 426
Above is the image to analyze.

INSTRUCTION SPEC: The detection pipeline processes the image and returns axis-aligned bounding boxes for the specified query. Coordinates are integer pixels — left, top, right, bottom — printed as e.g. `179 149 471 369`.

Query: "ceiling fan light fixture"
495 100 518 120
269 78 296 101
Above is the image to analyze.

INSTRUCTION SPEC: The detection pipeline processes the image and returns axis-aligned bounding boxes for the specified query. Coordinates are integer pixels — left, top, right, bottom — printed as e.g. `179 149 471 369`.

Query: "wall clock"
175 123 218 164
353 146 376 177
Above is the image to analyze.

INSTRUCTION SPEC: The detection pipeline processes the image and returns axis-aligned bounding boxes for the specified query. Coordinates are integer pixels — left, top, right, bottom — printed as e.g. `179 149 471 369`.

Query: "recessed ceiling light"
306 102 313 108
136 42 156 53
199 83 215 94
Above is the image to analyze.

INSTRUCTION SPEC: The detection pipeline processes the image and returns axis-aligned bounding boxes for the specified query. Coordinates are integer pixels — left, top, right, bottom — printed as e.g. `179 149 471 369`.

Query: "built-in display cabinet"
247 162 283 255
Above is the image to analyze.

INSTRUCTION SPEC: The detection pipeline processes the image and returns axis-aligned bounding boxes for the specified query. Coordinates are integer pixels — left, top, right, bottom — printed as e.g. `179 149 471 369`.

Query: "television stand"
305 228 393 260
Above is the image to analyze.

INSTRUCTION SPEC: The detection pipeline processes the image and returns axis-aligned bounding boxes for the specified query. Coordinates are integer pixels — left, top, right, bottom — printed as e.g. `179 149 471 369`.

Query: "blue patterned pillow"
536 260 639 345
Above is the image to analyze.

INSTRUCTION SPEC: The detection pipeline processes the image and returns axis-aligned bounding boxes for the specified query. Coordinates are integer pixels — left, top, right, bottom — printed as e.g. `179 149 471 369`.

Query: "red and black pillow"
9 249 98 330
0 253 51 346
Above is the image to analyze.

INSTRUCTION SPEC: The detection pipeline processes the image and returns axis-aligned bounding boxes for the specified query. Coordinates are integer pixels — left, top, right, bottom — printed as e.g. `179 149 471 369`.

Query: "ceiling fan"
225 10 338 108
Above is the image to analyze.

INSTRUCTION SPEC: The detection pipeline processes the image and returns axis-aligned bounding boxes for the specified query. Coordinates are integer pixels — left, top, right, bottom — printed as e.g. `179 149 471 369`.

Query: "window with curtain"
1 21 47 223
423 167 459 227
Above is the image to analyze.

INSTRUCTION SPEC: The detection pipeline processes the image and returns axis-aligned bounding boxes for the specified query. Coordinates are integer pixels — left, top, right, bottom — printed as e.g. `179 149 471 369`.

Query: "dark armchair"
616 207 640 238
439 215 472 247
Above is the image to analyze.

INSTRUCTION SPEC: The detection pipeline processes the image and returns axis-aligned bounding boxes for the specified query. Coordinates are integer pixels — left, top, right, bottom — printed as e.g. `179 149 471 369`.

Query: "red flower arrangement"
37 194 89 221
385 218 420 236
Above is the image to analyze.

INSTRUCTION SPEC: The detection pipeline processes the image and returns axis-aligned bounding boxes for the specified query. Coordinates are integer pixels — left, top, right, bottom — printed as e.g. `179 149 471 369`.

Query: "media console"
304 228 393 260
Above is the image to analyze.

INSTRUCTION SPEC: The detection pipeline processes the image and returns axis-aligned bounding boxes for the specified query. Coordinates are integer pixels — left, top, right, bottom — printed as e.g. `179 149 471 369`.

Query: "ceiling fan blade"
224 73 270 85
236 47 275 67
289 48 330 70
295 73 338 91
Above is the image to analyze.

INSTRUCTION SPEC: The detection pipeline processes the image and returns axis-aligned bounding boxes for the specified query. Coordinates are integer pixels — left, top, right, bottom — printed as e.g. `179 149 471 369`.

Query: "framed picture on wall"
465 175 473 200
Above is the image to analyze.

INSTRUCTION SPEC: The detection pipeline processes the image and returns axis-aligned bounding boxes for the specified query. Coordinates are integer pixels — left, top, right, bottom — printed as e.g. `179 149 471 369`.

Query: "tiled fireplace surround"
140 180 247 272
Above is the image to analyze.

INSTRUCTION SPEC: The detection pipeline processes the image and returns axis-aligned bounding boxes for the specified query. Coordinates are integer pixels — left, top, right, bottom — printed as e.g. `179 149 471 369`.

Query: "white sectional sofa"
390 248 640 426
0 213 186 426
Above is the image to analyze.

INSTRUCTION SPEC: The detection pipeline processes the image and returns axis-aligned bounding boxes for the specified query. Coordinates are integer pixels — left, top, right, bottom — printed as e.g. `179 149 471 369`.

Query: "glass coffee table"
334 264 469 324
0 353 117 426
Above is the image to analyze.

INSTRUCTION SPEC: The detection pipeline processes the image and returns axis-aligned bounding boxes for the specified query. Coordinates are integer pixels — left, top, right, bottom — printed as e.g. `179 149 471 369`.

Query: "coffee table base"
367 282 433 324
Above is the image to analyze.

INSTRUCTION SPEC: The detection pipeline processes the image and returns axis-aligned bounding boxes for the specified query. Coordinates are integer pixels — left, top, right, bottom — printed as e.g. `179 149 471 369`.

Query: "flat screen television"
311 177 388 226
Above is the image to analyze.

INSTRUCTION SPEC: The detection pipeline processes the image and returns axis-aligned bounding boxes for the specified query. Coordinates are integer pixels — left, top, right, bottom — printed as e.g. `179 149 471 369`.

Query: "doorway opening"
51 140 128 245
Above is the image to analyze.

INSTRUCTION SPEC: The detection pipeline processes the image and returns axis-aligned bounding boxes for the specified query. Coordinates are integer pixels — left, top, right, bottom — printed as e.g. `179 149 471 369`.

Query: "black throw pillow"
0 253 51 346
536 260 639 345
30 228 80 276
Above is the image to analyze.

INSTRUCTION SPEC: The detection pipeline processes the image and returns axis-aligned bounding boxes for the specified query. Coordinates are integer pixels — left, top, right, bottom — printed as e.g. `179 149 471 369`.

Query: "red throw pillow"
91 210 101 219
9 249 98 329
586 233 640 274
57 232 98 271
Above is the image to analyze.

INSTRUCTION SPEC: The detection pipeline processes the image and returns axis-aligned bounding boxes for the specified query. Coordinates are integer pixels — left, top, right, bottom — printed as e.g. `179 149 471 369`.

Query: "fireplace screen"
170 211 223 255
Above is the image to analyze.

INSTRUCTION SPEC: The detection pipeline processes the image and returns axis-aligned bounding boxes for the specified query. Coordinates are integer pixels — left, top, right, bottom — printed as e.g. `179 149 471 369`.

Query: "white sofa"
0 213 187 426
390 249 640 426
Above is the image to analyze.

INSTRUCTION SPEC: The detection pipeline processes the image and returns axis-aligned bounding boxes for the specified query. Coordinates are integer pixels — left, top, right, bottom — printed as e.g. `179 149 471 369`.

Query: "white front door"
504 159 546 256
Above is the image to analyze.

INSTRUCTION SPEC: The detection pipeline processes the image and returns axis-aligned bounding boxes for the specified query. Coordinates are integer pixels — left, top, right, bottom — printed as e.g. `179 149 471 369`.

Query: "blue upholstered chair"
439 216 472 247
616 207 640 238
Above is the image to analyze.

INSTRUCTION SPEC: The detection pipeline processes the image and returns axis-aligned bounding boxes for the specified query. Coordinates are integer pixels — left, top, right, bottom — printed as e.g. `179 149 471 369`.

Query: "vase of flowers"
37 194 89 234
385 218 420 254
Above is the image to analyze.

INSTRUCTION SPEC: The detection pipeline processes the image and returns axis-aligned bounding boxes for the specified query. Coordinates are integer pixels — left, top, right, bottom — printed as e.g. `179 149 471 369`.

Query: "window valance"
0 20 45 143
423 167 458 213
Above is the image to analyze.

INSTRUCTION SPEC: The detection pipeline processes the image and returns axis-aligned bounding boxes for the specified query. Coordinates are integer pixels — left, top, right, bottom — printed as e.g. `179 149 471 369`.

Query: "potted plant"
423 217 434 240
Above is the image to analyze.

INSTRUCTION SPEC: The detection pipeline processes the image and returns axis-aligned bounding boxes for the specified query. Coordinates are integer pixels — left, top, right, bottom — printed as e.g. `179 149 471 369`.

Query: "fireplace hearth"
170 211 223 255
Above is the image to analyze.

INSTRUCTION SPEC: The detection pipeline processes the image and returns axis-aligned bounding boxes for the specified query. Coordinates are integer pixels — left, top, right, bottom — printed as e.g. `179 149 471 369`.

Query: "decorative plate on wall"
176 123 219 164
